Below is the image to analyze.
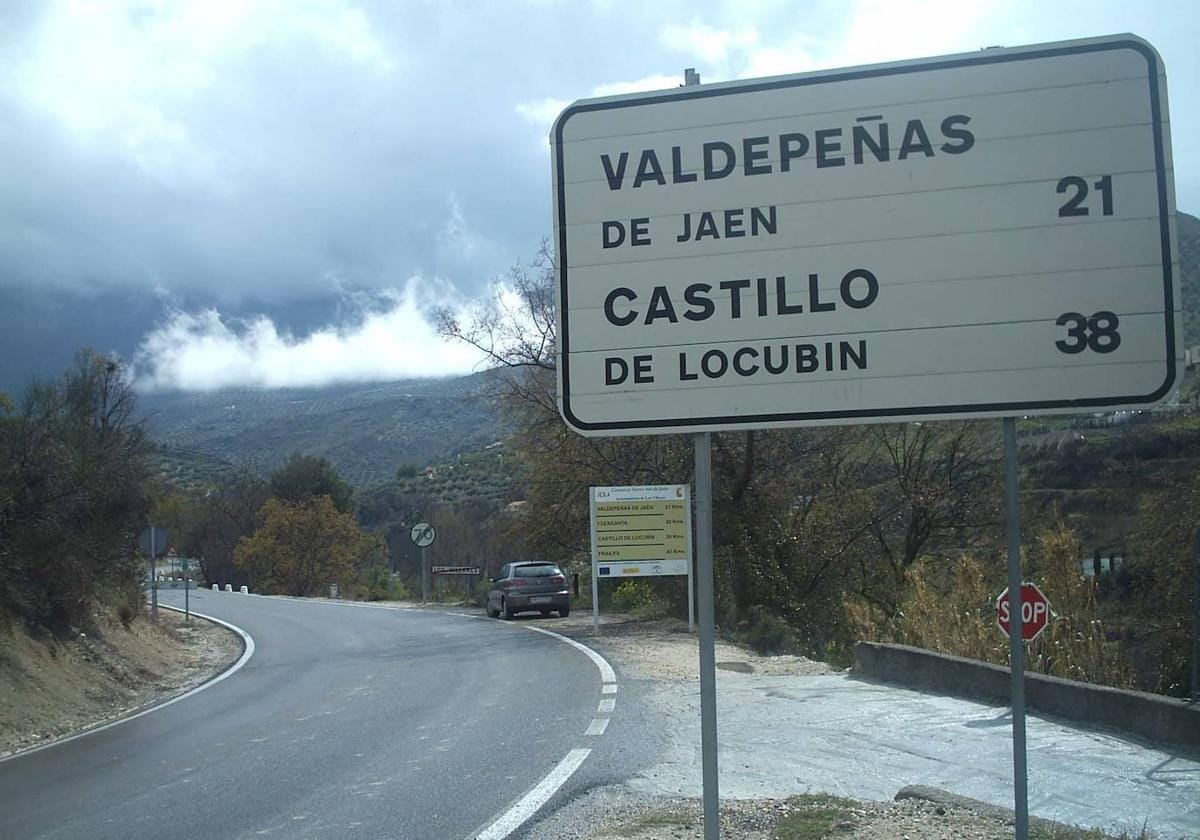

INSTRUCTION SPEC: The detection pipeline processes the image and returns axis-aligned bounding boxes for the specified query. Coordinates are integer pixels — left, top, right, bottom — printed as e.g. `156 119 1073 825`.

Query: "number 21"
1057 175 1114 217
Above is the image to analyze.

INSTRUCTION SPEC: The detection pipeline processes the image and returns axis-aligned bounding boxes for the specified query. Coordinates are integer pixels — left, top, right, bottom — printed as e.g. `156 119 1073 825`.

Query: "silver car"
486 562 570 619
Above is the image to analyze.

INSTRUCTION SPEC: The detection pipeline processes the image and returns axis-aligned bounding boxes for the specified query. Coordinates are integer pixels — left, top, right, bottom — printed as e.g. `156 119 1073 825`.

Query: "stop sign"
996 582 1052 642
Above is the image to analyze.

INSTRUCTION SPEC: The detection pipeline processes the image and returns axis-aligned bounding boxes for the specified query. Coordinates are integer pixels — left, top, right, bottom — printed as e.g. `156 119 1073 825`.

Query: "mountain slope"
1178 211 1199 347
140 373 503 486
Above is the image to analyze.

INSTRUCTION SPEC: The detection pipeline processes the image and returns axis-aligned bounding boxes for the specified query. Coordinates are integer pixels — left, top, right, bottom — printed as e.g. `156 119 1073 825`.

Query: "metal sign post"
411 522 436 601
150 527 157 618
590 488 600 634
694 433 719 840
138 526 169 620
1003 417 1029 840
183 556 190 622
1192 526 1200 701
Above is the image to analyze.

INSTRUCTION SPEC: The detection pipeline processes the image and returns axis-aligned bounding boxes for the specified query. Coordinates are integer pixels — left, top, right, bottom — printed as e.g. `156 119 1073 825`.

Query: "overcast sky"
2 0 1198 390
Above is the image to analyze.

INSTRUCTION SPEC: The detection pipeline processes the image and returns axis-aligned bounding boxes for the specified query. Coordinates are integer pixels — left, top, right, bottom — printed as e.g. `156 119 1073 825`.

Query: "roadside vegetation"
0 350 153 636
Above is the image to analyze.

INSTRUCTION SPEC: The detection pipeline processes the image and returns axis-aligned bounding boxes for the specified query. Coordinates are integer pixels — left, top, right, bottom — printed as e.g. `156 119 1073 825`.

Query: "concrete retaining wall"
853 642 1200 752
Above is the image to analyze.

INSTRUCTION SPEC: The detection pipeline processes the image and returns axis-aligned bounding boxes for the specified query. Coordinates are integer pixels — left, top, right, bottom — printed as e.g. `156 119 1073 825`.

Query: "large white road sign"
552 35 1181 436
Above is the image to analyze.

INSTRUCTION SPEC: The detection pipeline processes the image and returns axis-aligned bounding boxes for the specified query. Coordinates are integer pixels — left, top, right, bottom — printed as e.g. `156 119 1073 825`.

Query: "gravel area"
527 788 1024 840
548 613 834 681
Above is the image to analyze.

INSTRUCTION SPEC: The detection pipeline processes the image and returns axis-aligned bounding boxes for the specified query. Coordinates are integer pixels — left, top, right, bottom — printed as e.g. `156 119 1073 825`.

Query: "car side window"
497 564 510 581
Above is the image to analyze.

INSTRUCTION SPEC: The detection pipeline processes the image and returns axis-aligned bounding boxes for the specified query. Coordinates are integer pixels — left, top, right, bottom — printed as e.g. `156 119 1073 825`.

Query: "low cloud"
659 22 759 64
590 74 682 98
515 97 570 126
132 278 487 392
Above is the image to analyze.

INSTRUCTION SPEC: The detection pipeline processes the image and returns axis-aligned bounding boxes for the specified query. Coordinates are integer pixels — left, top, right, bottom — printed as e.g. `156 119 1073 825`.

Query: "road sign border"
553 36 1176 434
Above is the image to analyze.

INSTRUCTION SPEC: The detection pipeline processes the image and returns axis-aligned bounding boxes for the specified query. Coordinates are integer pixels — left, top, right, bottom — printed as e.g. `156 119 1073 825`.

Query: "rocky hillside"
1178 211 1199 346
141 372 503 487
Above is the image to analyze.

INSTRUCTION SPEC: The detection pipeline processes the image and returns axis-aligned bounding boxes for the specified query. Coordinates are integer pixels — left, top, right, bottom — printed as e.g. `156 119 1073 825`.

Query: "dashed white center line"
598 698 616 713
601 683 618 694
585 718 610 736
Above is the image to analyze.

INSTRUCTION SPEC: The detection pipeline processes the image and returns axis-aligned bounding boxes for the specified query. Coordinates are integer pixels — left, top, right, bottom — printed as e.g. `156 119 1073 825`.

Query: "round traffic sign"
410 522 436 548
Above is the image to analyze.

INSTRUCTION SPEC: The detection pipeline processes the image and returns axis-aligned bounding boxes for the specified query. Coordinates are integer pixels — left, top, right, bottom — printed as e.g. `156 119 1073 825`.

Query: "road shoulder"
0 605 241 759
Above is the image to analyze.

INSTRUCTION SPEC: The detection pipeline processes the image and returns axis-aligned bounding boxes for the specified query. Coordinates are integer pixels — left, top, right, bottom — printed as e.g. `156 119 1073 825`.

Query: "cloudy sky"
2 0 1198 391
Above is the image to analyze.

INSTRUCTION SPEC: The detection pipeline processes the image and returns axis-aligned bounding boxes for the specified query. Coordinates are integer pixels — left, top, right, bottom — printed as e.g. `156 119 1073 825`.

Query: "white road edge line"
522 625 618 686
0 605 256 765
466 622 618 839
474 749 592 840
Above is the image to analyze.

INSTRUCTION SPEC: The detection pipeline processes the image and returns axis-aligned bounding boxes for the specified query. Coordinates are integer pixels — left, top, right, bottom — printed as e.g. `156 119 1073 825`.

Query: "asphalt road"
0 590 653 840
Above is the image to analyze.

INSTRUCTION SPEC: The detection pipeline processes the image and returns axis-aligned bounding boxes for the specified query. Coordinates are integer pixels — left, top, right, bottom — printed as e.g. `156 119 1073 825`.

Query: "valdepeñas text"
597 113 974 389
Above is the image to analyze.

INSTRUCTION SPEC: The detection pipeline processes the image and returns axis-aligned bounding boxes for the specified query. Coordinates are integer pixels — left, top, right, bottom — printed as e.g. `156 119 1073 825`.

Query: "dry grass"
848 521 1132 689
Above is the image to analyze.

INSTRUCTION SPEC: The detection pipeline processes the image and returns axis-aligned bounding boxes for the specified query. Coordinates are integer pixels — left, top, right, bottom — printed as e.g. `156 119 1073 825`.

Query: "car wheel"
500 597 511 620
559 605 570 618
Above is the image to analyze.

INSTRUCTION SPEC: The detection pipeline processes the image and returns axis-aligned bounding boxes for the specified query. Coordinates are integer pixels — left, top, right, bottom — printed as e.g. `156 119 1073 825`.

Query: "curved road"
0 590 650 840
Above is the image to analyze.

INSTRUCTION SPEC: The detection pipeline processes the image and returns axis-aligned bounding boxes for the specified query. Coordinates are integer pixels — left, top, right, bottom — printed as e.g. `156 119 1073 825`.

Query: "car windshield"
514 565 560 578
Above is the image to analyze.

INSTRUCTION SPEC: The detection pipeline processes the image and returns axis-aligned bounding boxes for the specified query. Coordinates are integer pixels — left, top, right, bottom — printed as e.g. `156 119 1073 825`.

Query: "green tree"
1127 477 1200 695
395 462 420 480
858 421 1001 614
176 464 269 588
269 452 353 513
0 351 152 632
234 496 381 596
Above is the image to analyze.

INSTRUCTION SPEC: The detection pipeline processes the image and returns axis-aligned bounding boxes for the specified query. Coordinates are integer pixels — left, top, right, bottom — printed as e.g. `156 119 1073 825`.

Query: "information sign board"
596 559 689 577
431 566 481 576
552 35 1180 435
591 484 690 567
589 485 694 630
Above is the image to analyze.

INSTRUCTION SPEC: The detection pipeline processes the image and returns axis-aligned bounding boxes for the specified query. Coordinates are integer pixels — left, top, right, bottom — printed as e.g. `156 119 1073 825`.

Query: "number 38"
1055 311 1121 354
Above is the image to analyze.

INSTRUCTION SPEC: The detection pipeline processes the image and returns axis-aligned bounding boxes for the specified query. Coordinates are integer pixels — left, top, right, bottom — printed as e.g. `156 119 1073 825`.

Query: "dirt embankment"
0 606 241 757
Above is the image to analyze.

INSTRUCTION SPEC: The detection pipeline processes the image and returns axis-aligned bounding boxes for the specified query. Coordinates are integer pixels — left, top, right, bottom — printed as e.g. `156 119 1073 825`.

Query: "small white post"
589 487 600 635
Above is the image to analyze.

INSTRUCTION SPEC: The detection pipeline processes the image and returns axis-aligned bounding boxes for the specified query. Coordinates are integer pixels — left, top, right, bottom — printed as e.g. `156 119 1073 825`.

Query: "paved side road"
0 591 657 840
510 622 1198 839
629 670 1200 838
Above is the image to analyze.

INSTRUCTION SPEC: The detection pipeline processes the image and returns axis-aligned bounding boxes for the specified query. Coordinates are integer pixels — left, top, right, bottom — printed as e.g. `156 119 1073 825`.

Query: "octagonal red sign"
995 582 1052 642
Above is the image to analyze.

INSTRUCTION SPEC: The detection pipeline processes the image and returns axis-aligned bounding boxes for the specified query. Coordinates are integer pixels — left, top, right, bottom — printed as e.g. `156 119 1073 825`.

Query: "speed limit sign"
410 522 436 548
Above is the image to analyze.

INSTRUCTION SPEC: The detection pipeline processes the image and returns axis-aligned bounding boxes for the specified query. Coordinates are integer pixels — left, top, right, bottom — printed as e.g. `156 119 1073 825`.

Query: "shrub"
362 564 390 600
740 606 799 655
847 521 1134 689
610 580 671 618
